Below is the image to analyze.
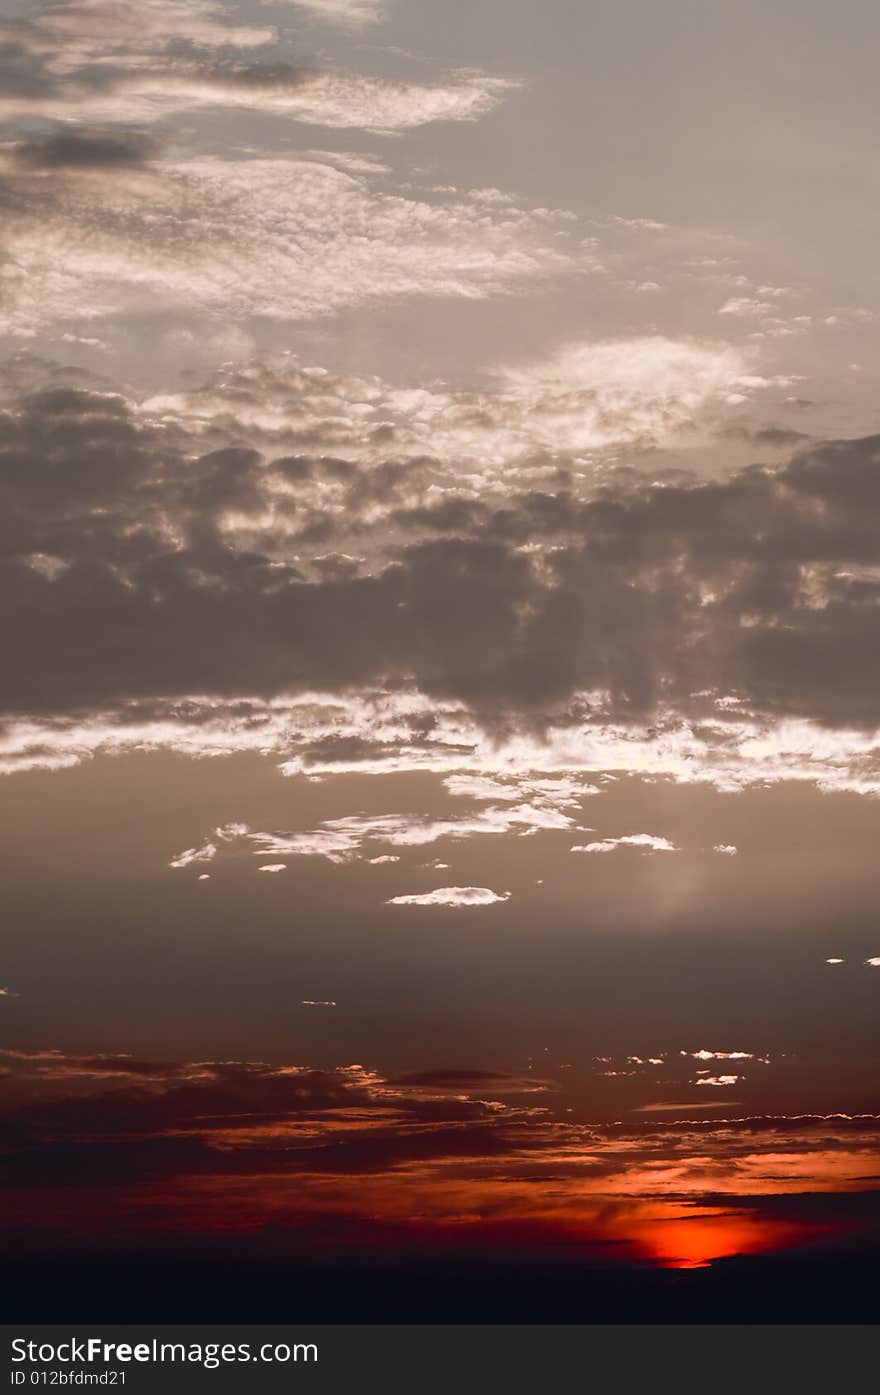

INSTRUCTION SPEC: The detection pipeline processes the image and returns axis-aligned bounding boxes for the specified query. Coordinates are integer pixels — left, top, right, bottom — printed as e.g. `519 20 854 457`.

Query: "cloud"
144 336 755 469
444 774 596 803
5 691 880 800
13 68 515 132
719 297 777 319
0 1048 215 1083
571 834 677 854
257 863 287 873
0 4 275 128
826 958 845 965
0 1 549 340
37 0 275 52
713 844 738 856
2 3 503 132
2 159 580 336
633 1101 740 1113
289 0 386 24
386 887 510 906
391 1069 552 1096
866 958 880 968
603 216 669 232
688 1050 756 1061
694 1075 741 1087
0 1 516 142
481 336 755 458
169 843 217 869
165 775 591 872
12 130 158 170
4 369 880 793
2 1044 878 1277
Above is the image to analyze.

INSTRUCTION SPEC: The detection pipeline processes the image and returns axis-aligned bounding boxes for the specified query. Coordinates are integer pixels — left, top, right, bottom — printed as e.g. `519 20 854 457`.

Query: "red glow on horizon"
625 1207 807 1269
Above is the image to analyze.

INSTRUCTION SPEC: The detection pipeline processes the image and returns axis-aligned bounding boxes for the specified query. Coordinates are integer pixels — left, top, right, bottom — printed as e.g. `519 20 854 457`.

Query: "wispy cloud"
1 2 510 131
8 70 516 131
288 0 387 25
164 775 591 874
2 158 580 337
169 843 217 869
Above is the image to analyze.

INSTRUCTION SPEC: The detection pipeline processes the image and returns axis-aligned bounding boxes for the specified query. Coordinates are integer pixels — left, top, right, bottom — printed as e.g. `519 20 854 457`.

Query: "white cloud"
444 774 597 804
40 0 275 53
158 770 592 877
713 844 738 855
387 886 510 907
250 805 565 860
2 159 579 336
3 0 507 131
169 842 217 868
719 297 776 318
571 834 677 854
826 957 844 965
9 689 880 799
689 1049 755 1061
143 337 763 482
167 822 249 869
301 999 337 1007
694 1074 741 1086
37 71 516 132
244 789 585 864
289 0 385 23
610 216 668 232
866 958 880 967
484 337 755 457
8 692 880 799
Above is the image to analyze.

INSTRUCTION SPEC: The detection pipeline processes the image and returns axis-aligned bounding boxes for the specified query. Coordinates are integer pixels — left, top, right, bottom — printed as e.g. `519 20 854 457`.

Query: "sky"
1 0 880 1317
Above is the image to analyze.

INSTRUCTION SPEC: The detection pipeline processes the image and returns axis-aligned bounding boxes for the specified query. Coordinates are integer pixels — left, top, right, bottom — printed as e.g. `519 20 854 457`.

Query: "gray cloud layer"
2 367 880 738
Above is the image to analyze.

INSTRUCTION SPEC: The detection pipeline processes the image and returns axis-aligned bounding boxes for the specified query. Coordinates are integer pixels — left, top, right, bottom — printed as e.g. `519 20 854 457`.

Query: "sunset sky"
2 0 879 1318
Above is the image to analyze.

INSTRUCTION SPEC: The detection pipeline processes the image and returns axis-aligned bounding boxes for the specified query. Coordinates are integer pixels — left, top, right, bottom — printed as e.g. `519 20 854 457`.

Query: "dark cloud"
0 1050 529 1193
751 425 812 447
391 1068 551 1093
0 27 58 100
0 1050 501 1131
12 128 158 169
2 1047 878 1288
210 61 314 92
2 375 880 729
722 422 813 449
